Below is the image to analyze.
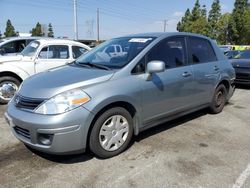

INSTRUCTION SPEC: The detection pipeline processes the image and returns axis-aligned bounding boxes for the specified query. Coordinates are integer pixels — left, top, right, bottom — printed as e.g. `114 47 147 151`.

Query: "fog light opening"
38 134 54 146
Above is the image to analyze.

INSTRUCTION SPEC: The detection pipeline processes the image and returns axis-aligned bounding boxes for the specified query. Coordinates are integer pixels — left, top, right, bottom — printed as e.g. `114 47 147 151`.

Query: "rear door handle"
182 72 192 77
214 66 220 71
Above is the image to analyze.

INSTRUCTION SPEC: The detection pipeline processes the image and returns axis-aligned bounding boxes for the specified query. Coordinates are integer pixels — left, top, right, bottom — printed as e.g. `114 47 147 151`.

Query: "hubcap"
99 115 129 151
0 82 18 101
216 90 224 107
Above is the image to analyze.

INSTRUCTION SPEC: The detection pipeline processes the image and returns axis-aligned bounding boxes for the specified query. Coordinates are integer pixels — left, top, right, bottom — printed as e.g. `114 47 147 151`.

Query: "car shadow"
26 145 94 164
134 109 208 143
26 108 211 163
235 84 250 90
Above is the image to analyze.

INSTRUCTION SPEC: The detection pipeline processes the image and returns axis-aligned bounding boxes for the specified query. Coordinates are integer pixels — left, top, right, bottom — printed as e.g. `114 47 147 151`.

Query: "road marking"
233 163 250 188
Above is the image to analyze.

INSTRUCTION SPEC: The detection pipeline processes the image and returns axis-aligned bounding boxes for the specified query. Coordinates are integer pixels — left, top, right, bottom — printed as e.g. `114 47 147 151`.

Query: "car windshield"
234 50 250 59
75 37 155 69
21 41 40 57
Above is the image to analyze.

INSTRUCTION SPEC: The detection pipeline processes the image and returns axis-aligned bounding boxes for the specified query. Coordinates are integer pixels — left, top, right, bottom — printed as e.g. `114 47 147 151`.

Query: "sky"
0 0 235 40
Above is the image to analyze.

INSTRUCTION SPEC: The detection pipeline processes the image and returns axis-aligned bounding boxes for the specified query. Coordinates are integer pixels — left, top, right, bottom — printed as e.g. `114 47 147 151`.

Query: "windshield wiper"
76 62 111 70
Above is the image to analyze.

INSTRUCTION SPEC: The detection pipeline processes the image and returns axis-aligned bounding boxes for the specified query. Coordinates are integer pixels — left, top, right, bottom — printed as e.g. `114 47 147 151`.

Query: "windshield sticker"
30 43 38 48
129 38 152 43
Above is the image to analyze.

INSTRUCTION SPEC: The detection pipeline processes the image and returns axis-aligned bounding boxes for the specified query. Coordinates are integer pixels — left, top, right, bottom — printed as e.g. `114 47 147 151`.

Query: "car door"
187 37 220 106
139 36 195 124
35 45 70 73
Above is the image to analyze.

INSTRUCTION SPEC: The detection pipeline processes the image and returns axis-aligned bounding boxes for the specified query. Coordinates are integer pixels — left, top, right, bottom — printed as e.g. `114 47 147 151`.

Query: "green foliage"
48 23 54 38
177 0 250 45
31 22 44 36
217 13 231 44
177 1 209 36
208 0 221 39
240 7 250 44
177 9 191 32
228 0 249 44
4 19 17 37
191 0 201 21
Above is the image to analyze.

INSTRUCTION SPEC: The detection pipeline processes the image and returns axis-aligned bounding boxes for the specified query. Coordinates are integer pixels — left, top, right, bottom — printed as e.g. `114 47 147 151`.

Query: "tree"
177 9 191 32
228 0 248 44
31 22 43 36
4 19 17 37
217 13 231 44
47 23 54 37
241 7 250 44
208 0 221 39
191 0 201 21
177 1 209 36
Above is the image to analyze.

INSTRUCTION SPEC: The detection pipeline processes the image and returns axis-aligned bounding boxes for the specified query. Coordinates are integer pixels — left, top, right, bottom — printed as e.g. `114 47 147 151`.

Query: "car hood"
230 59 250 68
19 65 115 99
0 54 32 63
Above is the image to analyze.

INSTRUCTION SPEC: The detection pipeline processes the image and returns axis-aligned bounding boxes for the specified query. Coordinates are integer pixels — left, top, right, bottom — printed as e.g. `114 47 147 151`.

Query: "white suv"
0 38 91 103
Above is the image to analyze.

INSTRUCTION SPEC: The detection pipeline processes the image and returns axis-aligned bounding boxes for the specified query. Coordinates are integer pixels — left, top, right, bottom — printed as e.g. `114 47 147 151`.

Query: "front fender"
84 95 142 136
0 64 30 80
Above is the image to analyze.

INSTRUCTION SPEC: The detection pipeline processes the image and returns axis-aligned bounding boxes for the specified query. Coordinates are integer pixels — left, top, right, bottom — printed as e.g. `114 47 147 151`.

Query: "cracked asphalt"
0 86 250 188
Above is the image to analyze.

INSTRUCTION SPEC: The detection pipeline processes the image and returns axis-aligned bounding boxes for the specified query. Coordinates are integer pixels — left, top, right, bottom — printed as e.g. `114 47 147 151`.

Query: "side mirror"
147 60 165 74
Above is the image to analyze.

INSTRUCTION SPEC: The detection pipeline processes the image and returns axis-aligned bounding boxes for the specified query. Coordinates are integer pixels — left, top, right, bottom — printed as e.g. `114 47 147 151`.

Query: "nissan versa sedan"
230 50 250 85
5 32 235 158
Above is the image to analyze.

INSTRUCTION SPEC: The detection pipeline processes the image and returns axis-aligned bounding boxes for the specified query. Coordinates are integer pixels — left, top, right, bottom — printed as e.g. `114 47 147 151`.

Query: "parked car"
224 50 240 59
0 38 91 103
5 32 235 158
230 50 250 85
219 45 233 53
0 36 42 56
95 44 127 62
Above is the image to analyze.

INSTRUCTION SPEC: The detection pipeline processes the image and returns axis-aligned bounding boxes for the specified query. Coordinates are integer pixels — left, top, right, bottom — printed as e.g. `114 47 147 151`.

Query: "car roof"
116 32 211 40
33 38 91 49
0 36 43 42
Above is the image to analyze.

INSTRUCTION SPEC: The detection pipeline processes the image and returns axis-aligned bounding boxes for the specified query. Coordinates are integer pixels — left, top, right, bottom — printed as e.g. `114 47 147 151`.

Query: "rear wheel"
0 76 20 104
209 84 227 114
89 107 133 158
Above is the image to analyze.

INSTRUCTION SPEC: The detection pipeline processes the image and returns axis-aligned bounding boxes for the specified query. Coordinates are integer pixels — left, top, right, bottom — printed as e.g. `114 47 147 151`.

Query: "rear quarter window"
189 37 217 64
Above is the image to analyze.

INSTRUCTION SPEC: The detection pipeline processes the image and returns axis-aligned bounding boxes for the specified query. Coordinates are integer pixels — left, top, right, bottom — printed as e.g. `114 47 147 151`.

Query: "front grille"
14 126 31 139
15 95 44 110
236 73 250 80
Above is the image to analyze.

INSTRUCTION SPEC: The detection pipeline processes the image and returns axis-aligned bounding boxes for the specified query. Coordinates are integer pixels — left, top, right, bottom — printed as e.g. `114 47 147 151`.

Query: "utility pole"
163 19 167 32
97 8 100 43
73 0 78 40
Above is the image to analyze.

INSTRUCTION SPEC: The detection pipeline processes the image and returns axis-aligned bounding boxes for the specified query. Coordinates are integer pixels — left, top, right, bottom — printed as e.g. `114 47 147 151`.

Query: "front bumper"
5 100 94 154
234 68 250 85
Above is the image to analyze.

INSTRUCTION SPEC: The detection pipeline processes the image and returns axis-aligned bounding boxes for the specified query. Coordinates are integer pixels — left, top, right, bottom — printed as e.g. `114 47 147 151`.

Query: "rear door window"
188 37 217 64
39 45 69 59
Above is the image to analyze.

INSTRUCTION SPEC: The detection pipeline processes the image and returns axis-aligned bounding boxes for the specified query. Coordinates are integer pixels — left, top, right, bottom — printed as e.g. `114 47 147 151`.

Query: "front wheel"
209 84 227 114
89 107 133 158
0 76 20 104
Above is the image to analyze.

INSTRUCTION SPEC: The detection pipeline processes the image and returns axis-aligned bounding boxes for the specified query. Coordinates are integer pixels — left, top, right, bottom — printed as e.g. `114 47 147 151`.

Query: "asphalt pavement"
0 86 250 188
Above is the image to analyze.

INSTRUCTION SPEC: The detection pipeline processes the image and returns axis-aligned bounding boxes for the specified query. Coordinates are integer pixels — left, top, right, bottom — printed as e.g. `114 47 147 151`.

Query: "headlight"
35 89 90 115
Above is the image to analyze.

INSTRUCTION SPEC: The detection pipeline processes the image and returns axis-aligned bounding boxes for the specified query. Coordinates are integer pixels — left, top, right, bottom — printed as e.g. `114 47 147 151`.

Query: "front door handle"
182 72 192 77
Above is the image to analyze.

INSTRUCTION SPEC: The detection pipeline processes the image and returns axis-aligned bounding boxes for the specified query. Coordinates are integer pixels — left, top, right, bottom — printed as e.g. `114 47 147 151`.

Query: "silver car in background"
5 32 235 158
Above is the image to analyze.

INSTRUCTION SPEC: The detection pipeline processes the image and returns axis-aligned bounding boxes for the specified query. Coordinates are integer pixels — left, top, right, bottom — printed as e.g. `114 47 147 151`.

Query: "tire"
0 76 21 104
209 84 227 114
89 107 134 158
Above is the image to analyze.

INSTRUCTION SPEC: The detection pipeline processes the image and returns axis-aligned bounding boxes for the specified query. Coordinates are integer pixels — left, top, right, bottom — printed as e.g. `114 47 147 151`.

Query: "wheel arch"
86 101 140 149
0 71 23 83
216 79 230 94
